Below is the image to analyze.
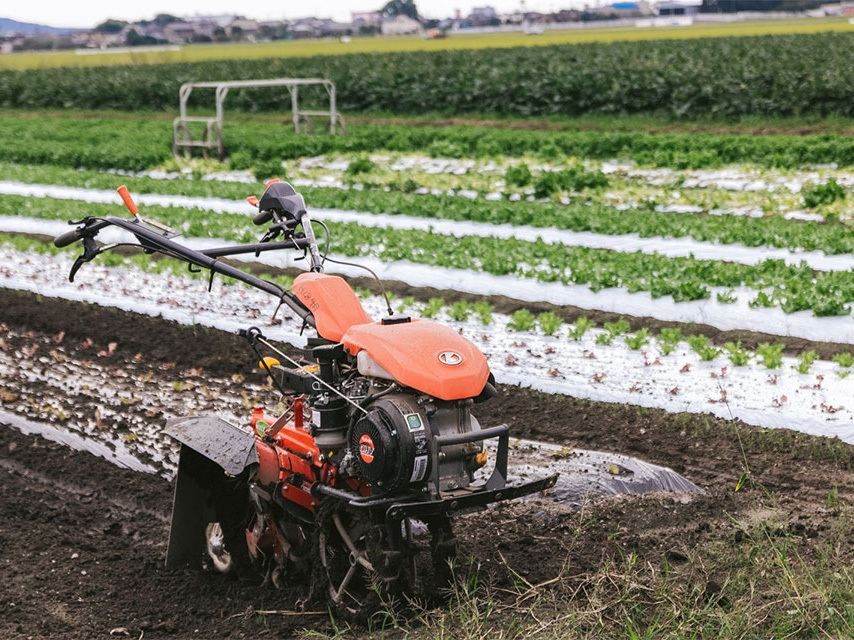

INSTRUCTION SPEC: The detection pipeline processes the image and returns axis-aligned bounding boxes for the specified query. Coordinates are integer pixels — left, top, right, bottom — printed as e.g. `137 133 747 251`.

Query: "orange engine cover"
292 272 372 342
342 319 490 401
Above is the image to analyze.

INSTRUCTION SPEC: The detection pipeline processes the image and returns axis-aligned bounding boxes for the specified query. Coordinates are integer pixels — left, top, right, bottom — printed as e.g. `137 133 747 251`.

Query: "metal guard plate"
165 415 259 475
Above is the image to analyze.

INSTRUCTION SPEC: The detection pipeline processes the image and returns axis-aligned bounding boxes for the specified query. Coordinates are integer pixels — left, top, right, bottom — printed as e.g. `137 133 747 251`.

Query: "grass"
299 497 854 639
1 18 852 71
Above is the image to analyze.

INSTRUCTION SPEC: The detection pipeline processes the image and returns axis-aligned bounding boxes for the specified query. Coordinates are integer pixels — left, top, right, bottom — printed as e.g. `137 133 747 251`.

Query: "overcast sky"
8 0 587 29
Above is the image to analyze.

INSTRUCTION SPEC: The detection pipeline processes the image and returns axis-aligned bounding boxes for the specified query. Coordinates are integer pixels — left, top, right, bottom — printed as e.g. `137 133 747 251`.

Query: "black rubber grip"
54 228 81 248
253 210 273 226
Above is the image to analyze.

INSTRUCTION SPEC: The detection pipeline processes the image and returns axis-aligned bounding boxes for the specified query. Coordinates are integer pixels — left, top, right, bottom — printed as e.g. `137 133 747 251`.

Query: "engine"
347 393 483 494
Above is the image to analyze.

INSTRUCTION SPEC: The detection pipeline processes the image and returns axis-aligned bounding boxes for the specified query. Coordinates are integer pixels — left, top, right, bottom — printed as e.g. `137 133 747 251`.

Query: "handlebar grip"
116 185 138 216
253 210 273 226
54 228 81 248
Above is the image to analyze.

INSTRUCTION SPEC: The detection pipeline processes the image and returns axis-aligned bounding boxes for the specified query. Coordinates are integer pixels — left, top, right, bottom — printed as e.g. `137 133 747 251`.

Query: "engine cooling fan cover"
349 395 429 491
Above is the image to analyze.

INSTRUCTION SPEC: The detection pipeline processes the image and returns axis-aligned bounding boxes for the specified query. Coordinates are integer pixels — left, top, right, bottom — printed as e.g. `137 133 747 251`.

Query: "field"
2 29 854 639
1 17 852 71
6 32 854 119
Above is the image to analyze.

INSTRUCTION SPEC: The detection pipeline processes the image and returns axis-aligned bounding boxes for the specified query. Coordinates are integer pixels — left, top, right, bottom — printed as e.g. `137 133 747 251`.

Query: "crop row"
4 226 854 374
6 114 854 171
1 194 850 317
4 33 854 119
3 164 851 259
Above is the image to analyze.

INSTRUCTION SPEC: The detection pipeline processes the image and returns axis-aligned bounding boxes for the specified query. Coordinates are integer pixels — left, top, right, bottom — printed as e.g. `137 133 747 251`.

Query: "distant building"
609 2 645 16
656 0 701 15
843 0 854 15
227 19 260 38
351 11 382 26
288 18 352 38
381 15 421 35
468 6 500 25
163 22 198 43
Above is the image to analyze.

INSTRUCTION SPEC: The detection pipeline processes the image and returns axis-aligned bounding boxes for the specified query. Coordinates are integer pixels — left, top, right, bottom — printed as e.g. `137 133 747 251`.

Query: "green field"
1 17 852 71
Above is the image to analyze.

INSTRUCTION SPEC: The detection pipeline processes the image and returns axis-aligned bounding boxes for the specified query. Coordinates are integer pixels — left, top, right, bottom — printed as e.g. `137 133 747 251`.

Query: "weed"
396 296 415 312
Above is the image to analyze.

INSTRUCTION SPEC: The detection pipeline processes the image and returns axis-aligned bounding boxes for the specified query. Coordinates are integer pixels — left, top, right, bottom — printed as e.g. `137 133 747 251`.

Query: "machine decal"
359 434 375 464
438 351 464 366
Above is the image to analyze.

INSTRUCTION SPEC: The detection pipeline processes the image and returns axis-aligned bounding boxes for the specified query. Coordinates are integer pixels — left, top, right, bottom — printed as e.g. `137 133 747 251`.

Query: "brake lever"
69 235 100 283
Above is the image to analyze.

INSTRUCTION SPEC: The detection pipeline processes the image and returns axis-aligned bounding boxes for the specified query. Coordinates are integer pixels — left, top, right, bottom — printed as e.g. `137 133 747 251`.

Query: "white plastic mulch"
2 215 853 346
0 246 850 443
0 181 851 273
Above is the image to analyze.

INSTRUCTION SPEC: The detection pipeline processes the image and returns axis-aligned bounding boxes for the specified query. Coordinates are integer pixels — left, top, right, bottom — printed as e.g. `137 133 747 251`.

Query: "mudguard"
163 416 258 570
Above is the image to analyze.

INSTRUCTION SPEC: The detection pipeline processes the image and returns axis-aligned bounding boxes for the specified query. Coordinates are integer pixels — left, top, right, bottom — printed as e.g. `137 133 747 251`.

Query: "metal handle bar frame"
62 216 315 325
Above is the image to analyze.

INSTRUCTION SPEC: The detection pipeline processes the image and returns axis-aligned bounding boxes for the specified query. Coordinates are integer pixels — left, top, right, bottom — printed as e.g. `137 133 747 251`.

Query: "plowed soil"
2 290 854 639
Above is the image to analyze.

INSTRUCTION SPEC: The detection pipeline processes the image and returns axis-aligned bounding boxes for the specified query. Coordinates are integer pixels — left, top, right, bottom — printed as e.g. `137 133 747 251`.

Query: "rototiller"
55 180 558 617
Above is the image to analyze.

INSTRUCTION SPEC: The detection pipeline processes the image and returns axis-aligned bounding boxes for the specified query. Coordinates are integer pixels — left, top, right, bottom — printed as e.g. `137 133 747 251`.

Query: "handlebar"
53 228 82 248
253 210 273 226
50 215 315 326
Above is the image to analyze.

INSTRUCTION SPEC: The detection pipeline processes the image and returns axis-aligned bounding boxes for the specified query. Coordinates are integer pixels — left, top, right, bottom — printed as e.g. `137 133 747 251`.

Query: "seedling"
538 311 563 336
507 309 536 331
756 342 784 370
625 328 650 350
833 351 853 378
472 301 494 326
716 289 737 304
688 335 721 362
595 332 615 346
421 297 445 318
749 292 775 309
448 301 472 322
657 327 683 355
793 350 818 374
602 318 630 336
397 296 415 313
723 341 751 366
568 317 595 341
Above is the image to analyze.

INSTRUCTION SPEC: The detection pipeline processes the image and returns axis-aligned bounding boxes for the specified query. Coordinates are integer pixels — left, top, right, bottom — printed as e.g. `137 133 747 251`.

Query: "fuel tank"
342 319 490 401
292 273 490 400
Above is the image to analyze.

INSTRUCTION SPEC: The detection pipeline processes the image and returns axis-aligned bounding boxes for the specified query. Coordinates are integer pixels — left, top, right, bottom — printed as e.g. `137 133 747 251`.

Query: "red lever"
265 178 281 188
116 185 139 216
246 196 259 207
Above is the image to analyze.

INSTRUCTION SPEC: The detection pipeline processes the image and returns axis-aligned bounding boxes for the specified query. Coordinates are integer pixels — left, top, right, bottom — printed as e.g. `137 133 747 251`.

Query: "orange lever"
246 196 259 206
116 185 139 216
265 178 281 188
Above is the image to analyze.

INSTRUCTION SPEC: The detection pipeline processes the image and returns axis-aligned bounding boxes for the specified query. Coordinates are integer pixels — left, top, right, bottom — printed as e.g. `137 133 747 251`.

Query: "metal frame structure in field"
172 78 346 159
